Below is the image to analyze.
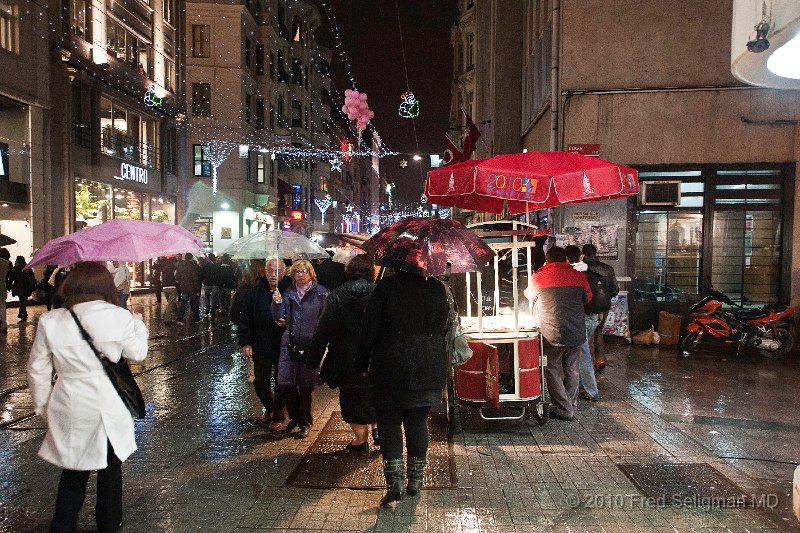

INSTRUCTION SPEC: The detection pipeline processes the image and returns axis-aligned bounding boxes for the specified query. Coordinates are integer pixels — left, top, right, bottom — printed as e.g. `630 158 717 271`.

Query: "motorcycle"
679 288 795 358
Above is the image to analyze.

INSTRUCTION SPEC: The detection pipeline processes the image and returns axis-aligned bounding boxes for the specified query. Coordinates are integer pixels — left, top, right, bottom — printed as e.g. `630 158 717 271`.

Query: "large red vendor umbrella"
424 151 638 214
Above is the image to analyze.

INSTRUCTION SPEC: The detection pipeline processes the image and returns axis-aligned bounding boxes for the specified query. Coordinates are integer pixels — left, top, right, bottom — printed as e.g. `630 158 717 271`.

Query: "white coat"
27 300 149 470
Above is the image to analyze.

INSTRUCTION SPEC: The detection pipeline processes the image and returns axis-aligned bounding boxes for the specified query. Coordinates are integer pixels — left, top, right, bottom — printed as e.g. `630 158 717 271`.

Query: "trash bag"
632 326 660 345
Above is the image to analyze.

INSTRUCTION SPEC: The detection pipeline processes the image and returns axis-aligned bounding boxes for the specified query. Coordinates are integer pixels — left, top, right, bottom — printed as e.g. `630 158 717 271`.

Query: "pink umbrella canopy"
26 219 205 269
424 151 639 214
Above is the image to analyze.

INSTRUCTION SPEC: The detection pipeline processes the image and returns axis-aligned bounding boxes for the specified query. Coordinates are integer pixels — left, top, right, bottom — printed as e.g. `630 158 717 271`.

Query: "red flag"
461 112 481 159
444 134 463 166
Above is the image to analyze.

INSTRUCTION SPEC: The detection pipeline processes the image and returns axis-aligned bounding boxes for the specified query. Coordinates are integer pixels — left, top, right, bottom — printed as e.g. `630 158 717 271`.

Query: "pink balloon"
366 110 375 119
341 104 348 114
347 112 357 120
344 89 353 97
359 102 368 111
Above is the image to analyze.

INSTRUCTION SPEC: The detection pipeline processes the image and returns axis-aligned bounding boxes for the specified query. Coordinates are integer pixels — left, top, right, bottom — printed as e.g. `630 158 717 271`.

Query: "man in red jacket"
525 246 592 421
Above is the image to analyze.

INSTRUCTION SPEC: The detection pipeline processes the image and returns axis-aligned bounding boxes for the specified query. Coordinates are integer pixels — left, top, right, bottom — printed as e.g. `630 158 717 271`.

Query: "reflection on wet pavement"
0 295 799 531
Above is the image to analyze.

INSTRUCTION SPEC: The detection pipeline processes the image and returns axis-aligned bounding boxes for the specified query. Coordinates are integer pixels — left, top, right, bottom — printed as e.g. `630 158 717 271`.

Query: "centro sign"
115 162 148 185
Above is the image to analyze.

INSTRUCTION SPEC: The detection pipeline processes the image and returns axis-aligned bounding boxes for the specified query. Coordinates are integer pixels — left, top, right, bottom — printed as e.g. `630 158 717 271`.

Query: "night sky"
317 0 460 204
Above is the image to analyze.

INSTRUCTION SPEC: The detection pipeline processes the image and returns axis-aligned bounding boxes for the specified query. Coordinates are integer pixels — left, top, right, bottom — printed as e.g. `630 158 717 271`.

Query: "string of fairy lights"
13 0 400 170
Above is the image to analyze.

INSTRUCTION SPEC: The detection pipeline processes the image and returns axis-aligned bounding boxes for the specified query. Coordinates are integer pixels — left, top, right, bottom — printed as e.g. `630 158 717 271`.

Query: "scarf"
295 280 313 300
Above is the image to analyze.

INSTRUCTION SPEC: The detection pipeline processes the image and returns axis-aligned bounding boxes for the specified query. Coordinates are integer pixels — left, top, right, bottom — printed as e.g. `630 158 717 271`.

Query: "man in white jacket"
109 261 131 308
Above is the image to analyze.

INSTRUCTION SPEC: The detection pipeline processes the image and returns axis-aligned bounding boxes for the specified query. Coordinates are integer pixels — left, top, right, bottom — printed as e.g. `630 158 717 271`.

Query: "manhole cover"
285 411 455 489
618 463 751 507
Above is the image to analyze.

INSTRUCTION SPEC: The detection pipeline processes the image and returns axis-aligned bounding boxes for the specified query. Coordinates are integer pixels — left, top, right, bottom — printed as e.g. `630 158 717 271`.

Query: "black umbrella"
0 234 16 246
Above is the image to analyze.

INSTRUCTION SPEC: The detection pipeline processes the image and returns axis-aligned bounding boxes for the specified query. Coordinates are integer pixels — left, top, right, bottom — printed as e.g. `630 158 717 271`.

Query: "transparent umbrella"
221 230 329 260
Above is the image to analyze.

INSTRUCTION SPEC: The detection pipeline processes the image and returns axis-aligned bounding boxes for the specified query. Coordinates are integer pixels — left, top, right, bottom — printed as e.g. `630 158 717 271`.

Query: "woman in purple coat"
271 259 328 438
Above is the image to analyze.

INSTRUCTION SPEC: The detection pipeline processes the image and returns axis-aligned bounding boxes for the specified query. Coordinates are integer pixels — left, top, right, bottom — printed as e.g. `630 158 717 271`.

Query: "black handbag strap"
69 309 107 364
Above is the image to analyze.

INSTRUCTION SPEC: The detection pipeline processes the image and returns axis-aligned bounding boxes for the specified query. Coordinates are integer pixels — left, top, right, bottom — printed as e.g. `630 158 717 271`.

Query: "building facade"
453 0 800 329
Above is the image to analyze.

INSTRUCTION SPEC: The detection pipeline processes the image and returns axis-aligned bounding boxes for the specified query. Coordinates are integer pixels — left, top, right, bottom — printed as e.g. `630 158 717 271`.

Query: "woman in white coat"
27 262 149 533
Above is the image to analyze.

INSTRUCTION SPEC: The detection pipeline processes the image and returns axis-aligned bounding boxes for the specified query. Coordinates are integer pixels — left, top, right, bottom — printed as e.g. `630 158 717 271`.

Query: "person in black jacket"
355 270 450 505
9 256 36 320
581 243 620 372
306 255 377 454
238 259 289 430
313 252 345 292
216 255 237 317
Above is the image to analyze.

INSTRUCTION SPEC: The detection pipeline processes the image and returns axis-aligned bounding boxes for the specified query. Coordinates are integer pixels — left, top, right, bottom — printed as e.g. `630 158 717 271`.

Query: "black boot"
405 455 426 496
380 458 405 505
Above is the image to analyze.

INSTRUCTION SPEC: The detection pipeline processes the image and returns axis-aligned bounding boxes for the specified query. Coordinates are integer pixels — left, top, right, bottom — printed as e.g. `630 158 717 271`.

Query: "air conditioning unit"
641 181 681 206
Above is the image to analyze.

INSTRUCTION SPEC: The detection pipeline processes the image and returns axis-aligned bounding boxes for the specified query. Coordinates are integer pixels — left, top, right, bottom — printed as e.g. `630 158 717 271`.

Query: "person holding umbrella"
27 262 149 532
355 268 450 504
271 260 328 438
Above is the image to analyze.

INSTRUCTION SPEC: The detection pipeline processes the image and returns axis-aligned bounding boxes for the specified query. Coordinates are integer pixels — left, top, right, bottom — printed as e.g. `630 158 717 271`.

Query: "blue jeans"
579 314 600 400
118 292 129 309
177 292 200 321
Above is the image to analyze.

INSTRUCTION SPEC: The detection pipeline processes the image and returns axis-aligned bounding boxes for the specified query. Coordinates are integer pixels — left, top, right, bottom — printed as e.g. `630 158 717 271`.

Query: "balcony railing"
101 127 160 168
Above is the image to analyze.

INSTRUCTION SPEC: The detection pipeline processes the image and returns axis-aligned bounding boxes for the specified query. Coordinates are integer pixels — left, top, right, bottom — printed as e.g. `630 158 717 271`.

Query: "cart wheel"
527 400 549 426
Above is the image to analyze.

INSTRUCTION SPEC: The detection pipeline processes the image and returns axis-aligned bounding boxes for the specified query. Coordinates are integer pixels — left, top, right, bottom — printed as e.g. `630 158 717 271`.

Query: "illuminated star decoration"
400 159 407 168
398 91 420 119
314 194 333 224
438 208 451 219
143 80 164 108
329 156 342 172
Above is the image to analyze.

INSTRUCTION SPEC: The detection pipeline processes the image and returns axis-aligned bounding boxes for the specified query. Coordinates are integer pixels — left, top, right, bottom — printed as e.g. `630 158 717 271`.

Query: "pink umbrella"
26 219 205 269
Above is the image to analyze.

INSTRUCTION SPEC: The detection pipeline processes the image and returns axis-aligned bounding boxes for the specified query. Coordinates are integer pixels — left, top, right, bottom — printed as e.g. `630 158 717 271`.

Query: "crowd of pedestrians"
21 236 621 527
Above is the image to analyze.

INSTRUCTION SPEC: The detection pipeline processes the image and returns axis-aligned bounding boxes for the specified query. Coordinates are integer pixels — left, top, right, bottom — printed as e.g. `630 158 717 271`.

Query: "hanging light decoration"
398 91 420 119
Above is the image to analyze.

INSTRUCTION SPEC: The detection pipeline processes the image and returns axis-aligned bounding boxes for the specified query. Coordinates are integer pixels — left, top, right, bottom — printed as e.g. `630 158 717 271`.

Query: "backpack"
584 269 612 314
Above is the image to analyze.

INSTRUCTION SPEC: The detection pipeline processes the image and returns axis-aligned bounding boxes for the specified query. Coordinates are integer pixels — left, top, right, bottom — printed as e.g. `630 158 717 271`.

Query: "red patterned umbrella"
424 151 638 214
363 217 495 278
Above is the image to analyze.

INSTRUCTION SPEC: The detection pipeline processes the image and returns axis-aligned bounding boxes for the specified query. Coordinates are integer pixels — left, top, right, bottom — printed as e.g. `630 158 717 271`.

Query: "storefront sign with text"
114 162 148 185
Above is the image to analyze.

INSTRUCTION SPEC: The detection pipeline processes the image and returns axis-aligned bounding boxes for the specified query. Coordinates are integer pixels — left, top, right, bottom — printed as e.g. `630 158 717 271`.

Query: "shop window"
75 180 112 228
319 176 327 192
634 166 787 306
192 24 211 58
193 144 211 176
114 189 142 220
100 97 135 160
70 0 89 40
291 100 302 127
291 58 302 85
139 119 159 168
257 153 266 183
192 83 211 116
0 0 16 52
634 212 703 301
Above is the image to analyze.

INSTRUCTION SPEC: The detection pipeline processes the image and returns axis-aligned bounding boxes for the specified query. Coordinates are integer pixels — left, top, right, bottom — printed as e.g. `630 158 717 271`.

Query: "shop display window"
75 180 112 229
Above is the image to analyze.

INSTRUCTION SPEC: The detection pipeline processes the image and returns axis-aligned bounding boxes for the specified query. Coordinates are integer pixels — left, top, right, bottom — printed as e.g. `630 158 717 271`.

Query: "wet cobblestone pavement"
1 294 799 532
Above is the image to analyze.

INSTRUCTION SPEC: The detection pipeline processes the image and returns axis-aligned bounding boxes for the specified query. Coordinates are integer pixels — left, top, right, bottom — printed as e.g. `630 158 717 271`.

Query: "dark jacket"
314 259 345 292
159 259 178 288
217 263 237 290
238 278 286 364
306 279 374 388
355 272 450 392
272 281 328 387
200 260 219 287
528 261 592 347
9 267 36 297
585 256 620 299
175 260 201 293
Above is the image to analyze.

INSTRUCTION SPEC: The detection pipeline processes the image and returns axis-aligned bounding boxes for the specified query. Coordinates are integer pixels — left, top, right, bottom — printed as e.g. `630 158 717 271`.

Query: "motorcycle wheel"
757 328 793 358
679 331 701 357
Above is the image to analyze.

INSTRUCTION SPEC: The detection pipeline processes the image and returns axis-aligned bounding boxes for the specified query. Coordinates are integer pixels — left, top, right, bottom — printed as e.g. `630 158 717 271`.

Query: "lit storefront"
73 156 176 287
0 94 33 260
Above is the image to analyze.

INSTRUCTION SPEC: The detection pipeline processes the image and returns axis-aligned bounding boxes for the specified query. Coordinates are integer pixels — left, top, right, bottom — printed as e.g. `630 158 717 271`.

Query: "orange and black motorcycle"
680 288 795 358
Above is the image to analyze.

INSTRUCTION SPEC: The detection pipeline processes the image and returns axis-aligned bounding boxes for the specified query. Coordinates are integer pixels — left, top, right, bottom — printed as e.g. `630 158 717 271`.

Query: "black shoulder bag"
286 299 311 363
69 310 146 419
